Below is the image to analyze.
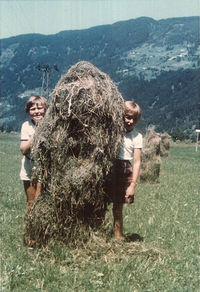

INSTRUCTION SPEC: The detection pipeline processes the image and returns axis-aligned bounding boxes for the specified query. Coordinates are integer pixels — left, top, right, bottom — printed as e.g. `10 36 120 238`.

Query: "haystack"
140 129 161 183
24 61 124 246
160 132 171 157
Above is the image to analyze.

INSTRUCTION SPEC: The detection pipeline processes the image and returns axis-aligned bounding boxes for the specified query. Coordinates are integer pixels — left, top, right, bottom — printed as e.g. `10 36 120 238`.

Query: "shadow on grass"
124 233 144 242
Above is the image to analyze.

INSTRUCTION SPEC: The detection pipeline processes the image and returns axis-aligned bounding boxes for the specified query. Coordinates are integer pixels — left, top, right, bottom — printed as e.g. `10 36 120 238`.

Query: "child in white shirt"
20 95 47 208
112 101 143 238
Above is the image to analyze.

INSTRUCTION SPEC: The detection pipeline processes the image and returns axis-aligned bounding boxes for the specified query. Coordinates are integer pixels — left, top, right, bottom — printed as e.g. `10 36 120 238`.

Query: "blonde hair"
25 95 48 113
124 101 141 124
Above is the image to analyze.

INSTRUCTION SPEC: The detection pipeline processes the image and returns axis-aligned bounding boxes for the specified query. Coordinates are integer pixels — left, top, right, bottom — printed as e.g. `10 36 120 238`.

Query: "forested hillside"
0 16 199 139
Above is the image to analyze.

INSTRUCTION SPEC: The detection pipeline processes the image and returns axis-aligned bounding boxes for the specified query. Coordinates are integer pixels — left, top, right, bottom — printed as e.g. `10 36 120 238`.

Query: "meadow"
0 132 199 291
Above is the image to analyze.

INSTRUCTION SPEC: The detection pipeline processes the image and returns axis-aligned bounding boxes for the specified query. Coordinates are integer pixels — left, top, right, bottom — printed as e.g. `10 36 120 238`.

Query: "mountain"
0 16 199 140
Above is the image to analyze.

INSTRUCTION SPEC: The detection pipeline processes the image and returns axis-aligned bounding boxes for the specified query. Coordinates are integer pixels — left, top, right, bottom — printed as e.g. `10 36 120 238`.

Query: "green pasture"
0 133 199 291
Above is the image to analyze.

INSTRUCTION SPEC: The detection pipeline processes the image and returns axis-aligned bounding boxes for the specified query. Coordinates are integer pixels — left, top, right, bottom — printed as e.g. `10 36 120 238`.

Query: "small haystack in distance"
140 129 161 183
160 132 171 157
24 61 124 246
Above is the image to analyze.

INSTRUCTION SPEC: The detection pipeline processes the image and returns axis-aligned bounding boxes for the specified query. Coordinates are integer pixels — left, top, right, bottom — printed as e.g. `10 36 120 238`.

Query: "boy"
20 95 48 208
112 101 143 238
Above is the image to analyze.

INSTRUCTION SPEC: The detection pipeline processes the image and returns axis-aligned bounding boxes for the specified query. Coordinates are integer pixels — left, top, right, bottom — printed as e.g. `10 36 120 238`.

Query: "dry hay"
140 129 161 183
24 61 124 246
160 132 171 157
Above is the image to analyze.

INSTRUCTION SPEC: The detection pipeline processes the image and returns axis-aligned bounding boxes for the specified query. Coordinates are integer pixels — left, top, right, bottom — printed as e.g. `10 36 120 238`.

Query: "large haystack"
24 61 124 246
140 129 161 183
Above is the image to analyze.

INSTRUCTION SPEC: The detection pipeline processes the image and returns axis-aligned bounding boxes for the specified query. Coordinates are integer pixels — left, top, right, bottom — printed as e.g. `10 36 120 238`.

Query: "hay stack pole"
24 61 125 246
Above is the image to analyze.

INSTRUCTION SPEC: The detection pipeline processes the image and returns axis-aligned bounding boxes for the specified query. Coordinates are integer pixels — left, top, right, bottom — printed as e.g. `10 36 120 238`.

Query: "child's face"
124 114 136 132
29 102 46 123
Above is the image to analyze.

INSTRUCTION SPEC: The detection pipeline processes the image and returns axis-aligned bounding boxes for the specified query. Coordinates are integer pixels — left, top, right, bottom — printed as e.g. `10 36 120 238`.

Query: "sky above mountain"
0 0 199 39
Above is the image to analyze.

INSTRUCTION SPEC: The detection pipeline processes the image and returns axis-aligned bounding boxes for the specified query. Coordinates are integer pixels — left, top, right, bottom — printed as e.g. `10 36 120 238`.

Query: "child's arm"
20 136 34 155
125 148 141 199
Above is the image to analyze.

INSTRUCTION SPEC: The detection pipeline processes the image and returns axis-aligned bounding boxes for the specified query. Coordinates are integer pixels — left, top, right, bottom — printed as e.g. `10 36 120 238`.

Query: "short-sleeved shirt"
20 120 35 180
117 128 143 160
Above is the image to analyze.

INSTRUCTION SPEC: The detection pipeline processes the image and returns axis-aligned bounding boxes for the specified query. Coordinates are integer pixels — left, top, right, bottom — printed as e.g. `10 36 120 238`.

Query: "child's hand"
125 182 135 196
125 183 135 204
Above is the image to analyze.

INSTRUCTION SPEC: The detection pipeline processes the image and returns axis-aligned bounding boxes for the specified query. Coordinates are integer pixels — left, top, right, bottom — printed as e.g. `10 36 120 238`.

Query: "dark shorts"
111 159 133 204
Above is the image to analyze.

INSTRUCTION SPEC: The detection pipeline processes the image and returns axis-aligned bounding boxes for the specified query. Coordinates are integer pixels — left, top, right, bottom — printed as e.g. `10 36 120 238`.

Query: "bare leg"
35 181 42 199
113 203 123 238
23 180 41 209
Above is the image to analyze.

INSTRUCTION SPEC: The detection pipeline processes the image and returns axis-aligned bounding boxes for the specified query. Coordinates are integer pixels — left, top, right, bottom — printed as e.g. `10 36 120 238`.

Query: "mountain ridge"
0 16 199 139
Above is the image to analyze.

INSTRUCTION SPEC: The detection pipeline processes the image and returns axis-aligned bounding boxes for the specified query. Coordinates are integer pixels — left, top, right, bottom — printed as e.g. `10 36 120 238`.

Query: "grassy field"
0 132 199 291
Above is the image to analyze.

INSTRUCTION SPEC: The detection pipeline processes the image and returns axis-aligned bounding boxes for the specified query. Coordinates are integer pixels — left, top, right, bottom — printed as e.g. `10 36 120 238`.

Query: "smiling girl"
20 95 48 208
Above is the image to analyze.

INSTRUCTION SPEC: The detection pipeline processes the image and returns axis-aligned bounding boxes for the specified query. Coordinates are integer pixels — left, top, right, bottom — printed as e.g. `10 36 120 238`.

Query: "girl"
20 95 48 208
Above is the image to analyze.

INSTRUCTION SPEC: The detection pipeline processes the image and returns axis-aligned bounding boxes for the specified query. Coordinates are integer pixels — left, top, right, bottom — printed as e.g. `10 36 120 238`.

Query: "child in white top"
20 95 47 208
112 101 143 238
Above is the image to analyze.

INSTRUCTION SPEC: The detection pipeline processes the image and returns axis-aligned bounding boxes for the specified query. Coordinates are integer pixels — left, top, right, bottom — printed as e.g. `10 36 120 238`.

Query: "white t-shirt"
117 128 143 160
20 120 35 180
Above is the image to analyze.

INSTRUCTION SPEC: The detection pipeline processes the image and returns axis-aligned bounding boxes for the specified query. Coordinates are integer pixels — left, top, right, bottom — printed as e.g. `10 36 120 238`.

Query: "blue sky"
0 0 199 39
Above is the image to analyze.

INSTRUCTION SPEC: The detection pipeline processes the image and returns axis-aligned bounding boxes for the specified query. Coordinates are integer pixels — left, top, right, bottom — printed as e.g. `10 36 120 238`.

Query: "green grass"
0 133 199 291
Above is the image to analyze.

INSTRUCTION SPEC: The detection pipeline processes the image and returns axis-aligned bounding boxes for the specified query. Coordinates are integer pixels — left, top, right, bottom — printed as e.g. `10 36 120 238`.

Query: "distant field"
0 132 199 291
